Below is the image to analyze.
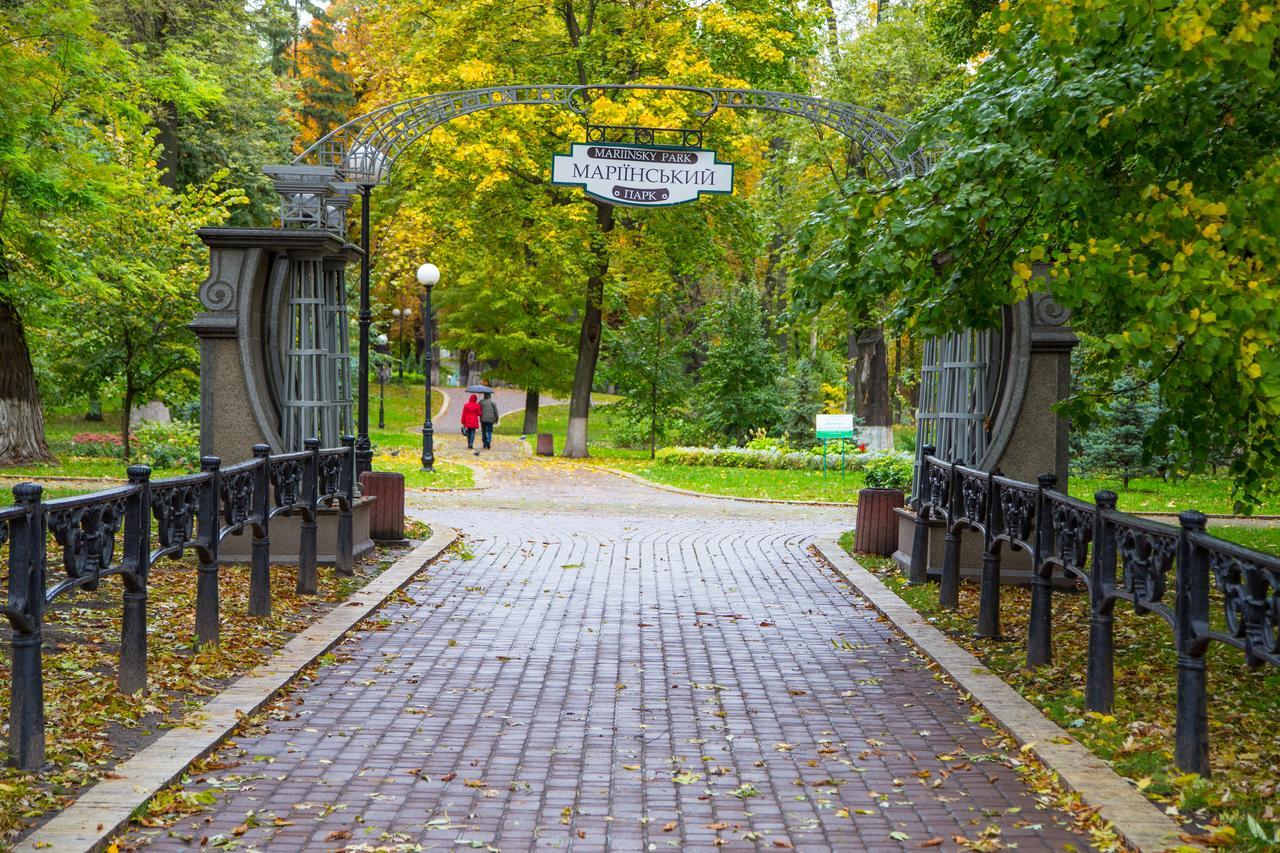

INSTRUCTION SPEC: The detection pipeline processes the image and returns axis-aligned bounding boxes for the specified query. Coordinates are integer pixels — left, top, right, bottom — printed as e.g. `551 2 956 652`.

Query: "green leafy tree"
0 0 141 464
95 0 297 223
833 0 1280 509
603 306 688 458
698 284 783 444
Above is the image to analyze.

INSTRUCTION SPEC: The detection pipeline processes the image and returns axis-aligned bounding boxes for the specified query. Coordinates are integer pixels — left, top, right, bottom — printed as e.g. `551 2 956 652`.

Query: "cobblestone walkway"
124 463 1091 851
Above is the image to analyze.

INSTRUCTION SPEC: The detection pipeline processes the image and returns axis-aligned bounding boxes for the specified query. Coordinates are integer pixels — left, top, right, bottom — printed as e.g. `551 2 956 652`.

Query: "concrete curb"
16 528 460 853
600 466 857 508
811 535 1191 853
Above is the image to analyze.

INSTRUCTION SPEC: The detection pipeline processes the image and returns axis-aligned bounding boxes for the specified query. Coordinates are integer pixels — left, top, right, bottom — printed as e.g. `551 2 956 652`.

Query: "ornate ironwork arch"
264 84 926 230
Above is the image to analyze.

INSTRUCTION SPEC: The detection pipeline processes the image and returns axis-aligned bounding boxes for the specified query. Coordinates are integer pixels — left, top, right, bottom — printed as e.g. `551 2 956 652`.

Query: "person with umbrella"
461 393 481 451
478 389 499 449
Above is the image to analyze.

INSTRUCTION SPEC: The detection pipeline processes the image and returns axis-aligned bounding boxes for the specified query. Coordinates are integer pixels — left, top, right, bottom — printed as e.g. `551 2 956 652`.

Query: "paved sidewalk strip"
812 535 1188 852
114 510 1098 851
17 529 458 853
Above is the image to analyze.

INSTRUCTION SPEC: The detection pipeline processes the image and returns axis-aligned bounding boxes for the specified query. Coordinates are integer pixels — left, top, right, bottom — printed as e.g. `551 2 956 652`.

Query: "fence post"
335 435 355 576
907 445 935 586
8 483 46 770
196 456 222 646
249 444 272 617
939 462 961 610
975 471 1002 639
119 465 151 695
1086 490 1118 712
297 438 320 595
1026 474 1058 667
1174 509 1211 775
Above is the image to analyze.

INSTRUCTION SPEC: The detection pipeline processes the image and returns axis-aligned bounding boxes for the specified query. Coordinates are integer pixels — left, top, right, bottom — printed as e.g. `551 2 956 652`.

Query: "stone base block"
218 497 375 565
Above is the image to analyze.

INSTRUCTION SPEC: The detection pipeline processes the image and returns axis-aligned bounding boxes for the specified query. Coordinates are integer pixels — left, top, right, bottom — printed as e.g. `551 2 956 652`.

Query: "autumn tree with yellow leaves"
328 0 827 455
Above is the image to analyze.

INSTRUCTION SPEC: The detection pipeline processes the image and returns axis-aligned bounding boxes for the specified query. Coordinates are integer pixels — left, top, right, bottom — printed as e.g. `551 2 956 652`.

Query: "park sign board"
816 414 856 440
551 143 733 207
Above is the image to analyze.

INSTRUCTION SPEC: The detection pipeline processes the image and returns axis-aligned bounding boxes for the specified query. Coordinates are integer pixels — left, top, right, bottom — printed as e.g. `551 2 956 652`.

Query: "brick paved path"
124 464 1090 851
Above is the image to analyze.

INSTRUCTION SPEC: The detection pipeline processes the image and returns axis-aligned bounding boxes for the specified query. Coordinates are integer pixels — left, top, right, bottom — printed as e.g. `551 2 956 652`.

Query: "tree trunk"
156 104 180 190
522 389 540 435
563 202 614 458
853 326 893 450
85 393 103 422
0 283 53 465
846 328 858 414
458 349 472 389
121 382 135 461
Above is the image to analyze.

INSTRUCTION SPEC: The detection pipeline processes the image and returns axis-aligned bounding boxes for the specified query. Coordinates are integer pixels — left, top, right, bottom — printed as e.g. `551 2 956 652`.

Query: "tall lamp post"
392 306 412 382
376 333 390 430
346 143 388 476
417 262 440 471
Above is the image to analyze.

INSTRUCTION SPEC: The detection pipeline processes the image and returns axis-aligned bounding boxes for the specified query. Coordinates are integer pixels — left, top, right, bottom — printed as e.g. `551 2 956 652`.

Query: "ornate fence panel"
1 437 356 770
913 451 1280 776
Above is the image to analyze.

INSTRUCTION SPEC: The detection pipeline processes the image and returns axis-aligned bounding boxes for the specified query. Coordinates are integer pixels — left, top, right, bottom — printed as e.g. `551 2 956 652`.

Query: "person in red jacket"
461 394 481 450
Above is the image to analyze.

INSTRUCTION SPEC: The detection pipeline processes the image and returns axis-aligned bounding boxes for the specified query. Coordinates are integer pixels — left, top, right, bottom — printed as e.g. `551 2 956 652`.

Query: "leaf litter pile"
0 522 429 848
840 536 1280 851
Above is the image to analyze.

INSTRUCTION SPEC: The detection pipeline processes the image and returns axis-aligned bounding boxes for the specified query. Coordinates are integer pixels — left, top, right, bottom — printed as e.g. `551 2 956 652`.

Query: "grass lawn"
838 534 1280 849
507 402 862 502
370 384 474 488
0 387 472 495
614 461 864 503
1069 474 1277 516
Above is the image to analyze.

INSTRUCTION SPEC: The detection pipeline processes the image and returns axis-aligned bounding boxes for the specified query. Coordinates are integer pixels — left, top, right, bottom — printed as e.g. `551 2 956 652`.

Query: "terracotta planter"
854 488 905 556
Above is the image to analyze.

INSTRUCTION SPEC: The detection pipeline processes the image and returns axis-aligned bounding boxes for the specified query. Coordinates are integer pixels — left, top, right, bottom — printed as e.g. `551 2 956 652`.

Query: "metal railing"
908 445 1280 776
2 437 357 770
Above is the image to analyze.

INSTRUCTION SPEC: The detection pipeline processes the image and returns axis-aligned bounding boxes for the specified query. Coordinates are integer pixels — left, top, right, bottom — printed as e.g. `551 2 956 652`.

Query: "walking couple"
461 391 498 452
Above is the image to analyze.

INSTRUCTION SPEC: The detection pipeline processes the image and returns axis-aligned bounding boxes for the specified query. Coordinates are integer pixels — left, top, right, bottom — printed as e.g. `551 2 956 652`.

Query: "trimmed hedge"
655 445 913 473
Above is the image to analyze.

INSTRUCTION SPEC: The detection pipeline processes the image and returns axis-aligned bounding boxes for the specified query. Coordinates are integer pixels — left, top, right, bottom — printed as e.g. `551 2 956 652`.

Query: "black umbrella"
466 384 494 394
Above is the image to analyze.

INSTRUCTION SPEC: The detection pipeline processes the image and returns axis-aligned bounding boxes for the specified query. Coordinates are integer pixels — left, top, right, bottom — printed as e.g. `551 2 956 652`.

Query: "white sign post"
551 143 734 207
815 414 857 476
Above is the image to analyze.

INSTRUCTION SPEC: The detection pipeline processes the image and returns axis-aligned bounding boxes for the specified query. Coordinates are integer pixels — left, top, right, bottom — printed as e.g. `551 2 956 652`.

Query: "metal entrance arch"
260 83 930 471
285 84 927 210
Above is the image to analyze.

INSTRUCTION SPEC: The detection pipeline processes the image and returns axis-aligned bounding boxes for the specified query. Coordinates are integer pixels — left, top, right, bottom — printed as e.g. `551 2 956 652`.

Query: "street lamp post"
417 262 440 471
392 306 411 382
376 333 389 430
346 143 387 477
355 183 374 475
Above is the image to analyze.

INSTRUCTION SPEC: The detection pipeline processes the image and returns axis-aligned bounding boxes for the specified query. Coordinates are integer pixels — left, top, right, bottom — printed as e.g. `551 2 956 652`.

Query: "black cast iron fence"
2 437 357 770
907 446 1280 776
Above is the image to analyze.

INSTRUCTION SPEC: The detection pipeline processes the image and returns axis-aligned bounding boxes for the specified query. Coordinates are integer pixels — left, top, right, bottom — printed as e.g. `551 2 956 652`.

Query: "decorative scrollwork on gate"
925 461 951 511
220 467 257 528
46 496 128 583
152 483 200 550
1046 498 1093 583
1114 523 1177 613
318 452 344 502
270 457 306 511
959 470 987 525
1206 547 1280 667
993 479 1035 548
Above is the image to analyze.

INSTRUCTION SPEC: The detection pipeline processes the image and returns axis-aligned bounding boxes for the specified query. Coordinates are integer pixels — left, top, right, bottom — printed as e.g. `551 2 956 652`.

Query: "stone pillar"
892 289 1077 583
190 227 372 565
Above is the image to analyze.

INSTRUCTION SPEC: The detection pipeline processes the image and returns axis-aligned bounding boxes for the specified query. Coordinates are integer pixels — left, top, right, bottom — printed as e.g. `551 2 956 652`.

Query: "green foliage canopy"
828 0 1280 507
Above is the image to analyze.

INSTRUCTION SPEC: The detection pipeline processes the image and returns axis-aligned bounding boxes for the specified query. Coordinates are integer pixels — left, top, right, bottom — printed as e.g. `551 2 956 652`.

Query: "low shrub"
70 432 125 459
655 445 914 478
862 450 914 490
132 421 201 469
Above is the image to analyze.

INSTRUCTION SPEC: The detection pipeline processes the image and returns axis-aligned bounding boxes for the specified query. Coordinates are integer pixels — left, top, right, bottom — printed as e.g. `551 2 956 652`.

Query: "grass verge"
0 524 428 849
837 531 1280 850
